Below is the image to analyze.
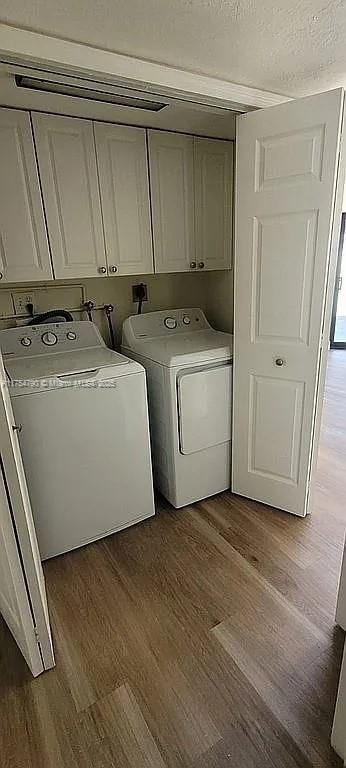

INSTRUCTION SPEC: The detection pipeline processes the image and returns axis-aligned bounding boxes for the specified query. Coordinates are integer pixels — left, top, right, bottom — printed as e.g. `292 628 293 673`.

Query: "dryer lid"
123 330 233 367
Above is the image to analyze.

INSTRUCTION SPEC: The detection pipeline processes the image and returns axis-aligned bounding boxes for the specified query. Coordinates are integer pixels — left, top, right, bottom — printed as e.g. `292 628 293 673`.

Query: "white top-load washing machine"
0 321 155 560
122 308 233 508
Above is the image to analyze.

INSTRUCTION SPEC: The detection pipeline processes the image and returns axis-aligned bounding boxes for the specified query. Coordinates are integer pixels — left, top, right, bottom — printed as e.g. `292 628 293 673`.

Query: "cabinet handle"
190 261 196 269
98 266 107 274
198 262 205 269
109 265 118 274
0 272 3 280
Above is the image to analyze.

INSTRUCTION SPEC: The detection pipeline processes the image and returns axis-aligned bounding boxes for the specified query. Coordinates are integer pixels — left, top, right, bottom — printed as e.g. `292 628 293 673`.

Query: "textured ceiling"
1 1 346 97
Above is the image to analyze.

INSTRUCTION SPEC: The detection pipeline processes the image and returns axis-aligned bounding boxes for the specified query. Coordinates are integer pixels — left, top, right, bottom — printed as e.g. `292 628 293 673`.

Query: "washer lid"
5 347 131 382
123 330 233 367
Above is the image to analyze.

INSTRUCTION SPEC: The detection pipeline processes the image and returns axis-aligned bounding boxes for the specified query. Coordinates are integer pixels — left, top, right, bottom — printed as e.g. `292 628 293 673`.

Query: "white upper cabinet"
32 113 106 280
94 123 153 275
194 138 233 271
148 130 233 273
148 131 196 273
0 108 52 283
0 110 233 282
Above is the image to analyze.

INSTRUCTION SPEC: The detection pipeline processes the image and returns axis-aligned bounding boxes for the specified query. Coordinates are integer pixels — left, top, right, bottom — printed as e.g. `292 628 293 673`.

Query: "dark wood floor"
1 352 346 768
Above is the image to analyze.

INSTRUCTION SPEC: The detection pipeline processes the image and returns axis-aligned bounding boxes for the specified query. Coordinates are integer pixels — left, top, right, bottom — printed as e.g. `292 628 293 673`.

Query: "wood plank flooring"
1 350 346 767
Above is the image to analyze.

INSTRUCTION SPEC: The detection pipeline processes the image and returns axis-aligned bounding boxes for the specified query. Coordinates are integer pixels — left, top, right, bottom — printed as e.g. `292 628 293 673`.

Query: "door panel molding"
252 210 317 344
94 122 153 275
248 375 304 484
0 108 52 282
32 112 106 279
255 124 325 191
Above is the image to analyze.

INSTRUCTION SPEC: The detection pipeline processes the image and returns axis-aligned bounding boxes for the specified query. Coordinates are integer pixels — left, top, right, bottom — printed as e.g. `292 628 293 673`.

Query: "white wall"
0 270 233 346
206 270 233 332
332 643 346 762
336 540 346 631
332 538 346 762
343 181 346 212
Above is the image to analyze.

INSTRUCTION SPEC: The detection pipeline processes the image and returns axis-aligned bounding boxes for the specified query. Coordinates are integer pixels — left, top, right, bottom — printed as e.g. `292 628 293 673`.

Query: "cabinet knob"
0 272 3 280
98 266 107 274
190 261 196 269
198 262 205 269
275 358 285 367
109 265 118 274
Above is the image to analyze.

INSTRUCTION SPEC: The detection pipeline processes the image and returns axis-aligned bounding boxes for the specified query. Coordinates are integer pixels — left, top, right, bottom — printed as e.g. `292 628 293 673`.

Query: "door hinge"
34 626 40 644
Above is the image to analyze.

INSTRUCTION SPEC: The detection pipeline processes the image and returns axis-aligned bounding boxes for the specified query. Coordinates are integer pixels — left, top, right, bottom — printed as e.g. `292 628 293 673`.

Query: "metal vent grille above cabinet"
15 75 168 112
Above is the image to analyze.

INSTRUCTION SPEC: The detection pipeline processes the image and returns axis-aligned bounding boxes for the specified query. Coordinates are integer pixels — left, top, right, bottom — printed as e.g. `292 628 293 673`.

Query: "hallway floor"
1 352 346 768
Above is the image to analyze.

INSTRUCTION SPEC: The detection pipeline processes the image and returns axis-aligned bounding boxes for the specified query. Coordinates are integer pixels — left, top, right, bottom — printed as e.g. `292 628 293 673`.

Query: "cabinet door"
32 113 106 279
0 108 52 283
94 123 153 275
194 138 233 271
148 130 195 273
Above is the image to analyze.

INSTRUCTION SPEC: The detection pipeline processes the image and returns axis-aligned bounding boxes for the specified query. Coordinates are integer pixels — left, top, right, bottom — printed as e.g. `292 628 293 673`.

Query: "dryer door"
177 363 232 455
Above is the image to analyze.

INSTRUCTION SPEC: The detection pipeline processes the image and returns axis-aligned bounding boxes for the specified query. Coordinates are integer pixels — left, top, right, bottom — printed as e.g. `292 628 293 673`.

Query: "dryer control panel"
125 308 211 340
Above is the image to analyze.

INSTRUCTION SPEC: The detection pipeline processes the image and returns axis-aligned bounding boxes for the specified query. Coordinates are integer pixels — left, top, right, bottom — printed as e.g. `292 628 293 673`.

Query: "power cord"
136 283 146 315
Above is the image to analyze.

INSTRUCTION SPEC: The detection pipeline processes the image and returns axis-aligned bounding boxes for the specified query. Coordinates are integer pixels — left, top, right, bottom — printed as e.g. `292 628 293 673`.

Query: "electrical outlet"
12 291 35 316
132 283 148 302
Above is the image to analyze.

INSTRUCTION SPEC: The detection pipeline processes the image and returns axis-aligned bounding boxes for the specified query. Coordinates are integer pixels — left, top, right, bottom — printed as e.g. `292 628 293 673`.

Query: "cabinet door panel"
195 138 233 271
0 108 52 283
94 123 153 275
32 113 106 279
148 130 195 273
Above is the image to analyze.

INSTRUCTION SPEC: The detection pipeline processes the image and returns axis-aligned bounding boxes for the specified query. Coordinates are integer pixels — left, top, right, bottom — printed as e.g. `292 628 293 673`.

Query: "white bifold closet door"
233 88 346 516
0 349 54 676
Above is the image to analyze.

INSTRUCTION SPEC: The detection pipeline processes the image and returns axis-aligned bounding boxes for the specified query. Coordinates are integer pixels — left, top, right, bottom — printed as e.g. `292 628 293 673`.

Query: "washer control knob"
20 336 32 347
182 315 191 325
41 331 58 346
66 331 76 340
164 317 177 330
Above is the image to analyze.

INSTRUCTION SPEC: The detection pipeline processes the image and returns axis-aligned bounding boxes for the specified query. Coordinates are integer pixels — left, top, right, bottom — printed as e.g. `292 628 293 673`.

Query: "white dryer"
0 321 155 559
122 309 233 508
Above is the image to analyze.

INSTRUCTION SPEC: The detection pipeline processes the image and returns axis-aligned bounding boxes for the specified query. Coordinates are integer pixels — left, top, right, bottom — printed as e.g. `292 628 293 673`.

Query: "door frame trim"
0 24 291 112
330 212 346 349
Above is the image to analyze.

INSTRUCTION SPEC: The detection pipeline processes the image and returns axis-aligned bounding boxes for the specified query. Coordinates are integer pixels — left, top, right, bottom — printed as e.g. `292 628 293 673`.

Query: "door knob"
190 261 196 269
109 265 118 274
98 266 107 274
275 358 285 367
198 261 205 269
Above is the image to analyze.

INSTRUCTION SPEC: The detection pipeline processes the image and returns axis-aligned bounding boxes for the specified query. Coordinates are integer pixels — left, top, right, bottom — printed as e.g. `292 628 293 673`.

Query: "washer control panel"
0 321 104 358
127 308 211 339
